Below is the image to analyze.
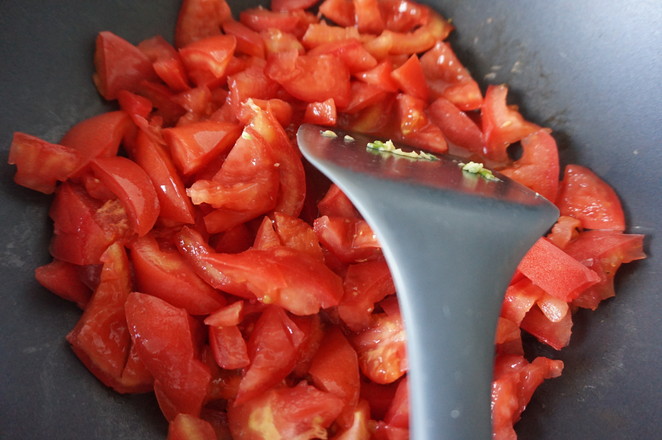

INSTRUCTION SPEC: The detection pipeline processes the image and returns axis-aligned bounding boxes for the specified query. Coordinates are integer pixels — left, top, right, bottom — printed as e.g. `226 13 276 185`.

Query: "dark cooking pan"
0 1 659 439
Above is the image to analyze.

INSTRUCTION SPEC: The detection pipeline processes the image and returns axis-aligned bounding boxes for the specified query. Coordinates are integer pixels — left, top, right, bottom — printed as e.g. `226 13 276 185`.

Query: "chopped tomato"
179 34 237 87
556 164 626 231
167 413 217 440
35 259 92 309
391 55 428 101
174 0 232 48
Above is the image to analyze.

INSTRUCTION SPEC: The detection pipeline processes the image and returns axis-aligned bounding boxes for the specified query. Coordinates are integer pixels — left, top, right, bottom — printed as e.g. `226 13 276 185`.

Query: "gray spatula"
296 124 559 439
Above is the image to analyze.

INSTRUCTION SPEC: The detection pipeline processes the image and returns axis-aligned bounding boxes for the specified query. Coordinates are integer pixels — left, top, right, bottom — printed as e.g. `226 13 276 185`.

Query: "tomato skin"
198 246 344 315
518 238 601 302
132 131 196 224
49 183 129 265
138 36 192 92
500 129 560 202
308 327 361 414
67 243 153 394
304 99 337 126
179 34 237 87
481 84 541 162
175 0 232 48
60 111 133 175
209 324 250 369
319 0 356 28
428 97 483 154
235 306 304 404
163 120 241 176
564 230 646 309
125 292 211 420
420 41 482 111
93 31 157 100
391 55 428 101
266 51 352 108
222 20 266 59
556 164 626 231
35 259 92 309
90 156 160 237
314 215 382 264
167 413 217 440
8 132 80 194
229 382 344 440
352 310 407 384
129 233 226 315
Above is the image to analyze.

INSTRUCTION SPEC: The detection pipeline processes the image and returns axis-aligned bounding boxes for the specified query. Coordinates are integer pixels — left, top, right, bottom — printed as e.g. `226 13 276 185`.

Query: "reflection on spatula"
296 124 559 440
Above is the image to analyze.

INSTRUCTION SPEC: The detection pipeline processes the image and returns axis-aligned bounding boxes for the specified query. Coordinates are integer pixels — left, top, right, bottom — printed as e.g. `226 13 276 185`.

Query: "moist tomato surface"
7 0 646 439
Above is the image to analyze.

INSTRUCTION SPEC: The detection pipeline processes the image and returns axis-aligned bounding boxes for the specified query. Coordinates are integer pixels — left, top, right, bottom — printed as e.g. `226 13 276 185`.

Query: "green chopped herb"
366 139 438 161
458 161 500 181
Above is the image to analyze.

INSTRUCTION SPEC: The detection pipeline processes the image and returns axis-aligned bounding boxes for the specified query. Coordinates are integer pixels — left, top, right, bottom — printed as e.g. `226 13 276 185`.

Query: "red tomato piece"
304 99 337 126
312 39 379 74
384 377 409 428
289 314 325 378
179 34 236 87
565 230 646 309
494 317 524 356
518 238 601 302
309 326 361 412
352 310 407 384
198 246 344 315
209 325 250 369
60 111 133 175
125 292 211 420
129 233 226 315
333 399 372 440
204 300 245 327
241 101 307 217
384 11 453 56
492 355 563 440
93 31 157 100
500 278 543 326
395 93 428 136
317 184 361 219
355 0 386 34
235 306 304 404
132 131 196 224
266 51 352 108
420 41 482 111
391 54 428 101
261 28 305 57
167 413 217 440
35 259 92 309
239 7 300 34
227 59 280 116
499 129 560 202
380 0 431 32
338 259 396 331
138 35 191 92
319 0 356 27
174 0 232 48
301 23 361 48
343 81 390 114
222 20 265 58
8 132 80 194
314 215 382 263
229 382 344 439
428 97 484 154
49 183 129 265
90 156 160 237
481 84 541 162
163 120 241 176
67 243 152 393
546 215 583 249
271 211 325 260
520 304 573 350
271 0 319 11
356 59 400 93
556 164 626 231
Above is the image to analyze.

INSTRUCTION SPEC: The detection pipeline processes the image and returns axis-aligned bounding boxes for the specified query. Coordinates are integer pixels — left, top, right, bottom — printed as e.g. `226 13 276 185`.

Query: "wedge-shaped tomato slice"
8 132 80 194
138 35 191 92
391 55 428 101
125 292 211 420
93 31 157 100
314 215 382 264
481 84 540 163
565 230 646 309
132 131 196 224
228 382 344 439
180 34 237 87
309 326 361 417
49 183 130 265
338 259 395 331
500 129 560 202
556 164 626 231
198 246 344 315
174 0 232 48
163 120 241 176
67 243 153 394
351 307 407 384
129 233 226 315
420 41 482 111
209 324 250 370
90 156 160 237
518 238 601 302
520 304 573 350
167 413 217 440
428 97 483 154
35 259 92 309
